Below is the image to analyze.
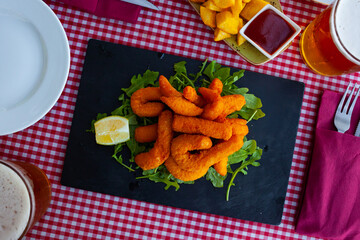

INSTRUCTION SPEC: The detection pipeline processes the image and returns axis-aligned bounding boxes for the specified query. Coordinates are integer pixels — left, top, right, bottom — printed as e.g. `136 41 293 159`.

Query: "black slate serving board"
61 39 304 225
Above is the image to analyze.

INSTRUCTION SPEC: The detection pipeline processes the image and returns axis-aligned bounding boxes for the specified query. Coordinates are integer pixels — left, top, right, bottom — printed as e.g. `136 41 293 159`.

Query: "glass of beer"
0 160 51 239
299 0 360 76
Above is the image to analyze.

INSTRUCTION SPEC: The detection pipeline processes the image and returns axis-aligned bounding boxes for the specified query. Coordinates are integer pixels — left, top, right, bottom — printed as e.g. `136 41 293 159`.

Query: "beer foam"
0 163 31 240
332 0 360 63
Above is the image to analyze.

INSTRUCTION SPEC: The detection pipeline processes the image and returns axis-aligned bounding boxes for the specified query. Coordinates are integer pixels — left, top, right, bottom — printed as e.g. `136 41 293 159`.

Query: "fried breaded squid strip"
166 135 244 181
134 124 158 143
216 94 246 122
198 87 224 120
213 157 228 176
170 134 212 170
176 134 244 172
165 156 210 182
160 96 203 116
212 119 248 176
172 115 232 140
130 87 165 117
182 86 205 107
223 118 249 136
135 110 173 170
208 78 223 94
159 75 182 97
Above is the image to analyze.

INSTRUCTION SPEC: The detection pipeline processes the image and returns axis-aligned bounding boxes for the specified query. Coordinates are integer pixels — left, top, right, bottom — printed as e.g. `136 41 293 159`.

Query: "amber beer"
299 0 360 76
0 160 51 239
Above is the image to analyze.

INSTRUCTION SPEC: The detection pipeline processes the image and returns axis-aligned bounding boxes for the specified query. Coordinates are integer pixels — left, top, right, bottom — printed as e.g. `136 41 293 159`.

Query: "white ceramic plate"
313 0 333 5
0 0 70 135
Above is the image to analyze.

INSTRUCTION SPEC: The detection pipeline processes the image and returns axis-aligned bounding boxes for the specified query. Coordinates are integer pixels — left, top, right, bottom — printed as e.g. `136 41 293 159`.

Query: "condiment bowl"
239 4 301 60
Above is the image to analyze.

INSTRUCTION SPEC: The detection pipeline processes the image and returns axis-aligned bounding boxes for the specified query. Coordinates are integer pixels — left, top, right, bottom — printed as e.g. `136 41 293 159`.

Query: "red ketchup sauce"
244 9 295 55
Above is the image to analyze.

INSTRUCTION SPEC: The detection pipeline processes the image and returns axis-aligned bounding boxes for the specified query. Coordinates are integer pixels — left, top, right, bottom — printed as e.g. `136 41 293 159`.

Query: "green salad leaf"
91 60 265 200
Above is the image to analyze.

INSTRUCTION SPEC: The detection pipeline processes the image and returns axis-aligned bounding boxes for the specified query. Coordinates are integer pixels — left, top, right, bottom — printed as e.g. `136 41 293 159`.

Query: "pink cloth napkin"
295 89 360 239
58 0 141 23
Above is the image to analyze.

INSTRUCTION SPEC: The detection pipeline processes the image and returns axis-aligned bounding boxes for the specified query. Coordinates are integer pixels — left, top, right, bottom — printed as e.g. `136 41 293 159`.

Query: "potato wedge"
240 0 269 21
203 0 223 11
231 0 244 16
237 33 246 45
212 0 235 9
216 11 241 35
200 6 216 28
214 28 232 41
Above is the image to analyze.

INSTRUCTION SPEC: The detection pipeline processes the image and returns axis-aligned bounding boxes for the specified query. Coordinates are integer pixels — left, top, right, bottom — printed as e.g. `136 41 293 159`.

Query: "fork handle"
355 121 360 137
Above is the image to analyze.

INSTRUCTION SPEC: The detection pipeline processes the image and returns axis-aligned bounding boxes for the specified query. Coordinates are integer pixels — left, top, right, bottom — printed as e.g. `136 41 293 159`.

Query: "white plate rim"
0 0 70 136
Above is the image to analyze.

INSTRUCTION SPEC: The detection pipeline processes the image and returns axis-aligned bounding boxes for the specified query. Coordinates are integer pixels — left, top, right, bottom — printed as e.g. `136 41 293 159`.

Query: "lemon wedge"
94 116 130 145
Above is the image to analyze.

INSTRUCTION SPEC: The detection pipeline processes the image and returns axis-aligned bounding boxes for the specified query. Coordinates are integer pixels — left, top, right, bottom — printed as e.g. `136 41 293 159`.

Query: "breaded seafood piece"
166 135 244 181
160 96 203 116
135 110 173 170
216 94 246 122
172 115 232 140
182 86 205 107
134 123 158 143
175 134 244 172
213 157 228 176
208 78 223 94
171 134 212 171
223 118 249 136
159 75 182 97
198 87 224 120
130 87 165 117
165 156 210 182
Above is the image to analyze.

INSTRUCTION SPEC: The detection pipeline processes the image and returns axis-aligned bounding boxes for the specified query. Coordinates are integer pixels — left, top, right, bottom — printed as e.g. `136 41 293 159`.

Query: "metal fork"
334 83 360 133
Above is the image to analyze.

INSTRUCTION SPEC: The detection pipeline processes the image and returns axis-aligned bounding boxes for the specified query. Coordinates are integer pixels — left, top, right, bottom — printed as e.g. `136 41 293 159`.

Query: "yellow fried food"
177 134 244 172
160 96 203 116
135 110 173 170
130 87 165 117
183 86 205 107
171 134 212 171
172 115 232 140
224 118 249 136
198 87 224 120
208 78 223 94
214 28 232 41
200 6 216 28
134 123 158 143
216 94 246 122
166 135 244 181
213 157 228 176
165 156 210 182
159 75 182 97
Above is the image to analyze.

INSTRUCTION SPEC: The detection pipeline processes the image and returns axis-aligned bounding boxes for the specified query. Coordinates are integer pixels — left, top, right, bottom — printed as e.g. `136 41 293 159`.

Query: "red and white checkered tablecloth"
1 0 359 239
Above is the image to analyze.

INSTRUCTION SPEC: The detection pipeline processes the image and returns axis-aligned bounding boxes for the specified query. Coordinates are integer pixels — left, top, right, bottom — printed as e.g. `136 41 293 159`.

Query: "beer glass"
299 0 360 76
0 160 51 239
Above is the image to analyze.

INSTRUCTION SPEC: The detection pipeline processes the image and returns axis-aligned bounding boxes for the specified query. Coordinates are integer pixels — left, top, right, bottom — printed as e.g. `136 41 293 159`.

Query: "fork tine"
348 83 360 115
337 83 352 112
342 83 355 114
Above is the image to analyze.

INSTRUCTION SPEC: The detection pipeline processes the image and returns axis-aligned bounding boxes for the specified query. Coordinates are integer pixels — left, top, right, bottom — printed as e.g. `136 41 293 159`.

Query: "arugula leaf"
121 70 159 97
203 61 222 80
228 139 257 165
244 94 263 109
190 59 208 83
226 147 263 201
112 143 135 172
206 167 227 188
137 165 181 190
174 61 187 75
